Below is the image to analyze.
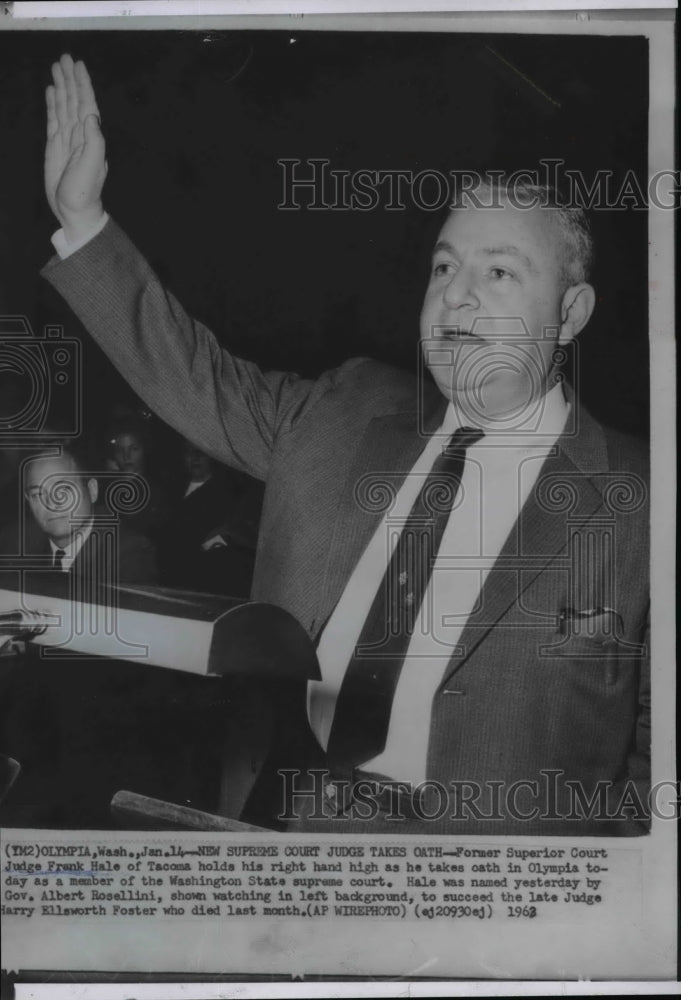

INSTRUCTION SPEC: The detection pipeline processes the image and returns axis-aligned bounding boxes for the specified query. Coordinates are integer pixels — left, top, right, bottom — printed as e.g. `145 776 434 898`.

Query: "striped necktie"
326 426 484 770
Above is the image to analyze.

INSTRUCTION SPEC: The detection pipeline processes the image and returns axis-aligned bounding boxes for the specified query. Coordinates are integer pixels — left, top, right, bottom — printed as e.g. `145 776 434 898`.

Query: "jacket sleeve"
41 219 360 482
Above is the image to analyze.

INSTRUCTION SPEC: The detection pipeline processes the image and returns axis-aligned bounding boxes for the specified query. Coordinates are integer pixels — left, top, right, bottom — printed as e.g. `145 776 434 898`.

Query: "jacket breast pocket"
541 606 645 686
539 631 643 688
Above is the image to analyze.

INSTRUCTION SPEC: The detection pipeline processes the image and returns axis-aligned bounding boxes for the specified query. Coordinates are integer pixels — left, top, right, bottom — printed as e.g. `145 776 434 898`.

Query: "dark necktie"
53 548 66 571
326 425 484 770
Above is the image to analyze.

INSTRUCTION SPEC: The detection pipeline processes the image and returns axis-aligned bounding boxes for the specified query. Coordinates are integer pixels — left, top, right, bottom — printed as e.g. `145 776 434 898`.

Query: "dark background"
0 29 649 463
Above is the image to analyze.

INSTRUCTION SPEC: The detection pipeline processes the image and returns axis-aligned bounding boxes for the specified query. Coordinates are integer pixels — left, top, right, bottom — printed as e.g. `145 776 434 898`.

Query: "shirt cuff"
51 212 109 259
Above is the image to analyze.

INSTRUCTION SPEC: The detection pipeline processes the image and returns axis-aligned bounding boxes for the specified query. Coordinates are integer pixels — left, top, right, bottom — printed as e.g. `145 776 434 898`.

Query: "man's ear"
86 477 98 505
558 283 596 343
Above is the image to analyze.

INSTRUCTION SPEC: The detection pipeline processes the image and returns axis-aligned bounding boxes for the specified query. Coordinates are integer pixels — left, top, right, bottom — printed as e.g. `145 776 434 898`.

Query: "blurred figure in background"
159 438 264 597
104 415 171 545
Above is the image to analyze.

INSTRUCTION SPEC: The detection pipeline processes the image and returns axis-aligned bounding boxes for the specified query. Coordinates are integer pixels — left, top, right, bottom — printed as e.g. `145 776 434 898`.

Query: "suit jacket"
171 468 263 549
64 520 158 587
117 475 171 549
159 468 263 596
0 512 158 587
43 220 650 835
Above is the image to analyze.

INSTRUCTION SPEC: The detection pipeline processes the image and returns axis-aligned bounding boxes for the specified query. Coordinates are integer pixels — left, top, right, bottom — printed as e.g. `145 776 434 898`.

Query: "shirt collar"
440 382 570 448
49 516 94 562
184 476 211 498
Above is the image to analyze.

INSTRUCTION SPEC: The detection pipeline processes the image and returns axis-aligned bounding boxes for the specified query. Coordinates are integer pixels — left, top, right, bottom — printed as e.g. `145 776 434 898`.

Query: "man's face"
420 201 570 423
183 444 212 483
24 454 96 548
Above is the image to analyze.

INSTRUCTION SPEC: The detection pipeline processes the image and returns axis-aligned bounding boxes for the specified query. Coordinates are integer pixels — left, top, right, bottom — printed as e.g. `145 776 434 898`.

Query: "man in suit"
0 441 224 828
37 54 649 835
20 445 157 585
159 439 264 596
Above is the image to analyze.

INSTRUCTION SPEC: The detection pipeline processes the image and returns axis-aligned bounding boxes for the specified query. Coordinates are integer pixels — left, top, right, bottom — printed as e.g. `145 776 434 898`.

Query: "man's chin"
430 372 499 406
437 378 545 424
46 522 71 547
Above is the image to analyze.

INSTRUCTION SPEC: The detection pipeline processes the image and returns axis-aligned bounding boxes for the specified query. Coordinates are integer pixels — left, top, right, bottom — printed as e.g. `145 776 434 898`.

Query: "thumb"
83 113 102 140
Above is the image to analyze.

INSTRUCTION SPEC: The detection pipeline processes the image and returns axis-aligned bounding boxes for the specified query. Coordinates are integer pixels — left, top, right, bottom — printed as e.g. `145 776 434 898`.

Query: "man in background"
20 441 157 584
159 438 263 596
0 440 228 828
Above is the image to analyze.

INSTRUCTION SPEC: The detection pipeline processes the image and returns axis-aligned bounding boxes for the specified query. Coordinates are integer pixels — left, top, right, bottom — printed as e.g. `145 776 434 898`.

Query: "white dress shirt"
312 385 570 785
184 478 209 499
52 214 109 259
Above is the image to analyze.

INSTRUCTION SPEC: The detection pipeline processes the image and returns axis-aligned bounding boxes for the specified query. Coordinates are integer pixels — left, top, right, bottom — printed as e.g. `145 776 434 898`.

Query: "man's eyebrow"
432 240 458 257
432 240 538 272
479 245 536 271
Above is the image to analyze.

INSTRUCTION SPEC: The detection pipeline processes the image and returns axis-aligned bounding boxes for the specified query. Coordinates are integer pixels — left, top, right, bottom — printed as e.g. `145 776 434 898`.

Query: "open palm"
45 54 107 235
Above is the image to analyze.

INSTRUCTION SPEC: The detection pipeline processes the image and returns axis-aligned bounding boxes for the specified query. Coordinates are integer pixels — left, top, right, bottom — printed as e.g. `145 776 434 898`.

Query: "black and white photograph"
0 0 676 988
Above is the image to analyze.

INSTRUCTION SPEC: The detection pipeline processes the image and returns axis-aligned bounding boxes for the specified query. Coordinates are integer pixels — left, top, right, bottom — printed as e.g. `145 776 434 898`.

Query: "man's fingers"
82 112 106 167
74 60 100 122
52 61 68 128
46 85 58 139
72 119 84 154
60 52 78 123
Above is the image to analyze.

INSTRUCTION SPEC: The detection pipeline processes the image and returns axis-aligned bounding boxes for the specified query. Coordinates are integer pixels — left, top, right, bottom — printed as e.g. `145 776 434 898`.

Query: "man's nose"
442 268 479 310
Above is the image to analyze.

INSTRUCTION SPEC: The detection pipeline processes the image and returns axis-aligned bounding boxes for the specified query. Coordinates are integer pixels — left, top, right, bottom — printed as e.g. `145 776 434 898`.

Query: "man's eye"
489 266 513 280
432 261 453 277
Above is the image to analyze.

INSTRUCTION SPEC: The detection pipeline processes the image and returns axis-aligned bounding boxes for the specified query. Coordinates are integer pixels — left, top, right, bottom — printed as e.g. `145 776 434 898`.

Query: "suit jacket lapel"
314 376 613 686
315 383 447 632
440 401 611 685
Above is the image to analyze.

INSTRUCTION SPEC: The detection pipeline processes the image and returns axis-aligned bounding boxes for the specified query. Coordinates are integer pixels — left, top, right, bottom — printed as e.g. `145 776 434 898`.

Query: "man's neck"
445 381 569 441
49 515 94 557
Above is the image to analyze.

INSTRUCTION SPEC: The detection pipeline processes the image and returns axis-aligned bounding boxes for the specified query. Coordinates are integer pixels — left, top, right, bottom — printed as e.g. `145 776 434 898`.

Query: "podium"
0 577 320 829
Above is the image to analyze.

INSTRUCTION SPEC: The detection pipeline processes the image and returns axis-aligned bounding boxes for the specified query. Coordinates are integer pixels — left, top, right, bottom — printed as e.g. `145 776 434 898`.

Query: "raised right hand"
45 53 107 243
